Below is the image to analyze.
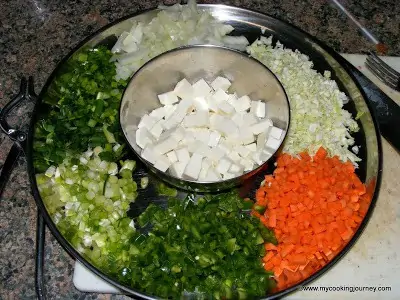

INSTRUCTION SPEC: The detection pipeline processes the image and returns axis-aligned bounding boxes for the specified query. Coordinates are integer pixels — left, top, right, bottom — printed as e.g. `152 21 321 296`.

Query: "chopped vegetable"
36 148 138 267
140 177 149 189
253 148 371 290
247 37 360 165
112 0 249 80
155 181 178 197
33 46 127 172
122 190 276 299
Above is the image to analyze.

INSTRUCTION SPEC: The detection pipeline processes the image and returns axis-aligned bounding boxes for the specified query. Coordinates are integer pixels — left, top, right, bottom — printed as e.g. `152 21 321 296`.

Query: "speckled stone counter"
0 1 399 299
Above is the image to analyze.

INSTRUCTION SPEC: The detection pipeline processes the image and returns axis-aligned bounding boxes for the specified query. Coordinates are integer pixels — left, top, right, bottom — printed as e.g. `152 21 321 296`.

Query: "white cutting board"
73 54 400 299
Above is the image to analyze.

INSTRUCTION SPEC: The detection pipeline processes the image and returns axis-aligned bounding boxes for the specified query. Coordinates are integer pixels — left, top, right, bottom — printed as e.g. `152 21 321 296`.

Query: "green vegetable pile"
36 147 138 263
33 46 127 173
38 148 277 298
33 12 278 298
118 191 277 299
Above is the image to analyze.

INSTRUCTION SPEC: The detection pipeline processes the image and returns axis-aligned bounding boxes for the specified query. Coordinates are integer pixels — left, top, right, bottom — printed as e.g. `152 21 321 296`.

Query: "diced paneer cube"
138 114 157 129
166 150 178 164
199 158 212 180
210 114 238 137
208 146 225 161
189 141 211 158
192 79 212 98
229 163 243 174
183 111 209 128
243 112 258 126
154 137 179 154
236 127 254 145
164 105 177 119
216 157 232 174
211 76 231 91
256 132 267 152
207 95 220 113
208 130 221 147
232 112 244 126
163 98 193 129
235 145 251 158
173 78 193 99
235 95 252 112
250 118 273 135
158 91 179 105
226 93 238 106
141 147 159 164
150 120 164 139
136 127 155 149
222 172 236 180
255 100 266 118
262 150 273 161
218 100 235 115
183 153 203 180
169 161 187 178
265 136 281 152
194 128 211 144
176 147 191 164
149 106 166 120
227 150 241 162
205 167 222 182
212 88 230 103
159 126 185 143
193 96 209 111
154 155 171 172
251 151 264 165
270 126 284 140
240 157 254 171
245 143 257 152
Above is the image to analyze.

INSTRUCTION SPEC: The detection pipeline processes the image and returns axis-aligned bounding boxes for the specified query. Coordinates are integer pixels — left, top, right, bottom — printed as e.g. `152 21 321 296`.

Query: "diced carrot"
263 251 275 262
270 255 281 267
264 263 274 272
281 244 295 258
274 266 284 277
352 215 362 223
315 147 327 159
265 243 278 251
269 213 277 228
290 254 308 265
340 230 353 241
284 264 299 273
253 148 369 292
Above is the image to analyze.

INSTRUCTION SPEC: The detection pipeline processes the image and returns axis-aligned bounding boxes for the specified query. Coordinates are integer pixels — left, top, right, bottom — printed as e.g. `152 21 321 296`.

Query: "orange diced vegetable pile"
253 147 372 290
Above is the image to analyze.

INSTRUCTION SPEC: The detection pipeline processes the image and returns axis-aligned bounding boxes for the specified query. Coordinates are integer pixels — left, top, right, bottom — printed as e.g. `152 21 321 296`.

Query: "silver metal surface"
31 4 382 299
366 52 400 91
120 45 290 192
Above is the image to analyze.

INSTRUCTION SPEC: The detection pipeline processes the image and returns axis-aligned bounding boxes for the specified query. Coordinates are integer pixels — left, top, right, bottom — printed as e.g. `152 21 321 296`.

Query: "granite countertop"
0 0 399 299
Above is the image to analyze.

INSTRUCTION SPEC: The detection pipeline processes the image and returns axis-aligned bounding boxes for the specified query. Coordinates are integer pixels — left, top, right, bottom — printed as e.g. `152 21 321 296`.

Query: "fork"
365 51 400 91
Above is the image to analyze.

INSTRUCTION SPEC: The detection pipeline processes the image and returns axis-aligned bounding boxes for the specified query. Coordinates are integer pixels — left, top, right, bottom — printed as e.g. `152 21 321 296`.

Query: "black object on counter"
342 58 400 152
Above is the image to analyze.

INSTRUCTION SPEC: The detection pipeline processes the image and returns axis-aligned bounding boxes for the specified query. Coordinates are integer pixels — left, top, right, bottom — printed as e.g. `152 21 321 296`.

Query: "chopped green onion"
140 177 149 189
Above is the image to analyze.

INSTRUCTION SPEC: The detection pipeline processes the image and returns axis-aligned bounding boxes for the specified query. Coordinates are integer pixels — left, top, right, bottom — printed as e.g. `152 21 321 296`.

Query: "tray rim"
24 3 383 299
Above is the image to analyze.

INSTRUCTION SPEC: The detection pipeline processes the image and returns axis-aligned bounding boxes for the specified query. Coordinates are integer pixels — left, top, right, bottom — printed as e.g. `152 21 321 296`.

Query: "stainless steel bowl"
120 45 290 192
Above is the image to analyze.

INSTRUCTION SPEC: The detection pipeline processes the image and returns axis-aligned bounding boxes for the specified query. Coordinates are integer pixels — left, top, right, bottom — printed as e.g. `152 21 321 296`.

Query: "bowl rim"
118 44 291 186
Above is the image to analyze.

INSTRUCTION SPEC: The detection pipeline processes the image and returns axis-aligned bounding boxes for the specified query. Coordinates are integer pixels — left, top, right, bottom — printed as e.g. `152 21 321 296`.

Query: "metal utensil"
365 52 400 91
0 77 48 300
120 45 290 192
329 0 388 55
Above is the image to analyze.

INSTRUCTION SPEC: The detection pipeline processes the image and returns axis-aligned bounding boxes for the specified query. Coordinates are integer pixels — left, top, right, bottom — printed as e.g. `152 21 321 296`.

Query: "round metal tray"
26 4 382 299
